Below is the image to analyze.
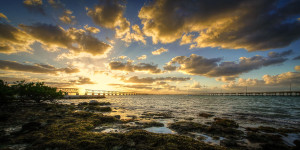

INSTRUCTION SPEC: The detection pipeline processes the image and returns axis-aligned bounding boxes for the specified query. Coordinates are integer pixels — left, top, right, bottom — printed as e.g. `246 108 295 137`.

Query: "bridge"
84 89 136 96
56 88 79 95
198 91 300 96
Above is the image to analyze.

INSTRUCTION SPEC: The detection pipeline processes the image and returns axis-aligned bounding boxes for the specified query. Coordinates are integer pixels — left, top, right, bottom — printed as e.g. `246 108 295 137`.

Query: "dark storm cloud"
0 60 79 74
109 61 162 74
139 0 300 51
165 50 291 77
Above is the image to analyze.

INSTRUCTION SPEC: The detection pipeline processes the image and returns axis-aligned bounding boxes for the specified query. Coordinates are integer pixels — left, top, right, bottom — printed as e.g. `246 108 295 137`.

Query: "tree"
0 80 15 104
12 81 63 103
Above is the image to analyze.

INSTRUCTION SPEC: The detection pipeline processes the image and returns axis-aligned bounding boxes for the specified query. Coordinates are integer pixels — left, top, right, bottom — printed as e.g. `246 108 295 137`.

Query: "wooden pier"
198 91 300 96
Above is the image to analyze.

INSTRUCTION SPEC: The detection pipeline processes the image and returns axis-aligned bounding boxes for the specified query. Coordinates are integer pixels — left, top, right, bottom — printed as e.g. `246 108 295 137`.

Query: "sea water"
60 95 300 128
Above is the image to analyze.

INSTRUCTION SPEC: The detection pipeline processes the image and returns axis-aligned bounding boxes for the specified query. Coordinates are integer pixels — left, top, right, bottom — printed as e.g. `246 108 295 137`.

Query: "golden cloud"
59 9 75 24
152 47 168 55
0 23 34 54
137 55 147 60
84 25 100 34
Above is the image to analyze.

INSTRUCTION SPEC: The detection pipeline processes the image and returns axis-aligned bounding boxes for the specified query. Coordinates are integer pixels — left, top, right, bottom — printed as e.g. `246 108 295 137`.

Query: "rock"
22 122 42 132
220 139 238 147
89 100 99 104
199 113 214 118
78 102 88 106
114 115 121 119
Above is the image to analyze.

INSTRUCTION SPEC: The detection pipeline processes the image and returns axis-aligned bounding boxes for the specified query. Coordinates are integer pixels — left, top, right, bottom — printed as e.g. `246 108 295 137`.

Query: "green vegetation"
0 80 15 103
0 80 63 103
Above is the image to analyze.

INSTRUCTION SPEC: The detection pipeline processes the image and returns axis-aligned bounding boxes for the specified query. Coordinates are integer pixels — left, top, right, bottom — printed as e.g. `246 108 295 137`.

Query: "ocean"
60 95 300 128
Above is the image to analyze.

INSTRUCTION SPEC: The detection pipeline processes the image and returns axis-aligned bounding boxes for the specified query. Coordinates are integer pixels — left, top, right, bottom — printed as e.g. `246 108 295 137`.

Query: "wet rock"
246 132 283 144
78 102 88 106
141 121 164 128
184 117 194 120
213 118 239 128
168 121 208 134
112 145 123 150
199 113 214 118
197 135 207 141
85 106 112 112
89 100 99 104
21 122 41 132
293 140 300 150
114 115 121 119
220 139 238 147
0 113 10 122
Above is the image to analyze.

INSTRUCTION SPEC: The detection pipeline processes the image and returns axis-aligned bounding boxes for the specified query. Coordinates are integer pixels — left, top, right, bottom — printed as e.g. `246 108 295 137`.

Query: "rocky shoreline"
0 100 299 150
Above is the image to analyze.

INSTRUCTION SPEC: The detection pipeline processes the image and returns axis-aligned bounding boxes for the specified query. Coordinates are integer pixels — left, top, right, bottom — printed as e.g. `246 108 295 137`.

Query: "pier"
84 89 136 96
198 91 300 96
56 88 79 95
56 88 137 99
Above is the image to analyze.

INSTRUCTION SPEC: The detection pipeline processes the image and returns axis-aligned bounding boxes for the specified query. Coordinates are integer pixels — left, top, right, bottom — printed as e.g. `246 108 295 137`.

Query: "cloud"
84 25 100 34
139 0 300 51
222 72 300 90
190 82 202 89
47 0 64 8
268 49 293 58
0 60 79 74
70 77 96 85
293 55 300 60
216 76 238 82
152 47 168 55
0 13 9 21
0 23 34 54
109 61 162 74
19 23 111 56
59 9 76 24
23 0 45 15
180 34 194 45
295 66 300 71
86 0 130 41
164 51 290 77
130 24 146 44
137 55 147 60
122 76 190 83
263 72 300 85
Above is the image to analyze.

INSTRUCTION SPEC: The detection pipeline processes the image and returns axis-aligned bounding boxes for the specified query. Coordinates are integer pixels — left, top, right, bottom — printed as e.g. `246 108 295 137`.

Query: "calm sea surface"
60 95 300 128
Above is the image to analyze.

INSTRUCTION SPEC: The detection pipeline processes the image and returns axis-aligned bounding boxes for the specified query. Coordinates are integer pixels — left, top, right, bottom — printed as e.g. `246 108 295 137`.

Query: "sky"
0 0 300 94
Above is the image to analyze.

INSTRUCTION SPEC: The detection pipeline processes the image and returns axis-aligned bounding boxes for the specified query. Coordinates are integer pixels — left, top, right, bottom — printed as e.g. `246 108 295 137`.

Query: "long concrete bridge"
198 91 300 96
84 89 136 96
56 88 79 95
56 88 136 96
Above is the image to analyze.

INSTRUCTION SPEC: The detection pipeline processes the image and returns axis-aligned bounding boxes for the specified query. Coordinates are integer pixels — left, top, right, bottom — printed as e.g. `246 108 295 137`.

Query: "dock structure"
199 91 300 96
84 89 136 96
57 88 79 95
